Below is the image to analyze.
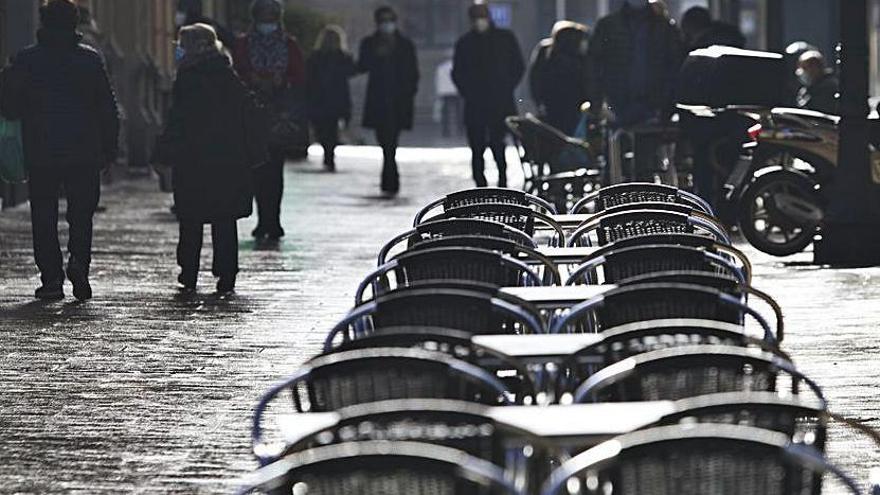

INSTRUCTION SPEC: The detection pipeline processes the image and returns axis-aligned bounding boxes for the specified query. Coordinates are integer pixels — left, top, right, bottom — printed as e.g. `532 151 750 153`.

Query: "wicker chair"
569 182 714 215
241 441 527 495
417 203 565 245
567 209 730 247
357 247 545 304
414 188 557 226
264 399 552 491
540 424 860 495
329 287 546 346
565 244 747 286
570 345 825 404
251 348 517 464
378 218 537 265
549 283 774 342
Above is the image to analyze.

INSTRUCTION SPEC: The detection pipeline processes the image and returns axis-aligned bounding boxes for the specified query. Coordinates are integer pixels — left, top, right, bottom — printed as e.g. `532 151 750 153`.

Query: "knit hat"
178 23 222 57
251 0 283 20
40 0 79 31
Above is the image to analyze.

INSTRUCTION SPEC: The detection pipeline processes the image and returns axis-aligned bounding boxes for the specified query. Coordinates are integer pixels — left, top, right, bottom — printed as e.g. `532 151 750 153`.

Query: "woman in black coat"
154 23 265 294
357 6 419 195
307 25 356 171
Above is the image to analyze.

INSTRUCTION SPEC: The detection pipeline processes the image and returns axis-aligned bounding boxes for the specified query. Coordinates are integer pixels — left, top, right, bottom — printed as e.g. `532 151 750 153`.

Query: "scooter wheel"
738 170 821 256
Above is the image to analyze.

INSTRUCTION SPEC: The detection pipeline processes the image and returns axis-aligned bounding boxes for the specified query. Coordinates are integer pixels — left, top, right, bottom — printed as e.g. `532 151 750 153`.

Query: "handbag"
0 116 26 183
267 86 307 150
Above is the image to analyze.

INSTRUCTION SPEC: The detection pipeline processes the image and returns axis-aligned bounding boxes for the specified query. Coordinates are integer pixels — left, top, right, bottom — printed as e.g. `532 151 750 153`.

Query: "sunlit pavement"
1 145 878 493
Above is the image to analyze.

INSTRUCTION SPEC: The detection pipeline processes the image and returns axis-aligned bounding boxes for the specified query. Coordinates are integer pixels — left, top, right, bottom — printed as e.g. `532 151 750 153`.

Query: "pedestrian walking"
0 0 119 301
307 25 356 172
452 2 525 188
233 0 305 240
796 50 839 115
357 5 420 196
529 21 595 135
153 24 266 295
175 0 236 50
434 57 461 138
680 6 745 52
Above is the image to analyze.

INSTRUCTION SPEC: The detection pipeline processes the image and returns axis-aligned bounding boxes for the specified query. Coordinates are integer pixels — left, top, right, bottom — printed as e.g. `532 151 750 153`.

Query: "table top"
276 402 676 451
473 333 602 362
550 213 592 227
536 246 601 263
500 285 612 308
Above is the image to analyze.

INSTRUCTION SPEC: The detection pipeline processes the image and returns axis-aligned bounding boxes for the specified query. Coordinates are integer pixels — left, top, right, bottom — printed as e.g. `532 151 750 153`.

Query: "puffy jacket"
0 28 119 171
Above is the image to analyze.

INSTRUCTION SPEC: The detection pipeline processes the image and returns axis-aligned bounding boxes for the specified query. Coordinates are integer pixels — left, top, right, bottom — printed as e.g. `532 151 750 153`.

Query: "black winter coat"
307 50 356 123
453 27 525 126
357 32 419 130
589 3 683 125
154 54 258 223
532 48 596 134
0 29 119 171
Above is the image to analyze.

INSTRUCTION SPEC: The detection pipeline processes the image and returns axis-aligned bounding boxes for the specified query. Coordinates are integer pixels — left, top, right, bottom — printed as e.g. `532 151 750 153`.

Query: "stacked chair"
240 184 879 495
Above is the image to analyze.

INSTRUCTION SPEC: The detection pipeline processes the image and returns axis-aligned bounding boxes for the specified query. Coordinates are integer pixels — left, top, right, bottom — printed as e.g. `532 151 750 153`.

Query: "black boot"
216 275 236 294
35 279 64 300
178 272 197 293
66 262 92 301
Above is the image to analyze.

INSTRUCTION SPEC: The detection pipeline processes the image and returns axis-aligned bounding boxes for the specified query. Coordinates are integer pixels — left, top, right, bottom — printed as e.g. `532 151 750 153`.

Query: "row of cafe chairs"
240 184 879 494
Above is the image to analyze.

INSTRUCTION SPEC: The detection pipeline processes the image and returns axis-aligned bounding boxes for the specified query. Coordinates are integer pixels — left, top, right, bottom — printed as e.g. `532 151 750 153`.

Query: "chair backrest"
414 188 557 226
540 424 859 495
277 399 550 484
330 287 545 345
551 283 772 342
570 182 714 215
568 210 727 247
322 326 537 402
571 345 825 404
409 236 562 285
241 441 527 495
358 247 544 303
662 392 828 452
420 203 566 242
566 244 745 285
378 218 537 265
614 270 743 293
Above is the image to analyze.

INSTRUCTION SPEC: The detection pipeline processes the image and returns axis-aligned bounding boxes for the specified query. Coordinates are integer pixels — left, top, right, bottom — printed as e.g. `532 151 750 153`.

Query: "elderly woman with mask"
233 0 305 241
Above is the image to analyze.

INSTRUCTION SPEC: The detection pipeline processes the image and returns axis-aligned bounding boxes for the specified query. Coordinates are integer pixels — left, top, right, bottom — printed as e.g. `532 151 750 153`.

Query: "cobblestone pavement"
1 146 879 494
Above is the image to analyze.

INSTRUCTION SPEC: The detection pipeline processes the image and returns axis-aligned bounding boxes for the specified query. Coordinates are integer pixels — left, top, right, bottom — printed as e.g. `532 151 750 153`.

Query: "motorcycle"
723 107 880 256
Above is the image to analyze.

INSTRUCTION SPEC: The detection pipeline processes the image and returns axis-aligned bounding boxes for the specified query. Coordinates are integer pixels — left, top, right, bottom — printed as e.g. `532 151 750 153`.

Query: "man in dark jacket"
796 50 839 115
680 6 745 52
589 0 683 127
358 6 420 196
453 2 525 188
0 0 119 301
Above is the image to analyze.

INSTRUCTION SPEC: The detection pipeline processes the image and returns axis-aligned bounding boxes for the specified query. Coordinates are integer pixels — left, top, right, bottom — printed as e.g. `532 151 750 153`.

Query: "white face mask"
174 11 188 27
379 21 396 35
473 18 490 33
796 68 813 86
256 22 279 35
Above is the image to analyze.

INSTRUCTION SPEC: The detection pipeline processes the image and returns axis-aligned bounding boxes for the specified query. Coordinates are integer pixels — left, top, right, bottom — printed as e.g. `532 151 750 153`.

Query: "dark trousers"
177 218 239 279
313 118 338 165
28 167 100 284
253 148 285 233
376 126 402 193
466 118 508 187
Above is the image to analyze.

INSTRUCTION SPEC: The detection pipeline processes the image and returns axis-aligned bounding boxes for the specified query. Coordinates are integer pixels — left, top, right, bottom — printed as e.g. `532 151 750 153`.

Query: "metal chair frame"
251 347 516 464
571 344 826 404
570 182 713 216
378 218 537 266
540 424 860 495
418 203 566 246
549 283 776 343
356 247 545 304
566 209 731 247
414 188 558 226
241 441 527 495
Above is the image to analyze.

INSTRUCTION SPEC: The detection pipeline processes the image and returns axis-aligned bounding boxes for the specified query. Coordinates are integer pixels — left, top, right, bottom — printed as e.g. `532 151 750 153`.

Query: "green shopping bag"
0 116 26 183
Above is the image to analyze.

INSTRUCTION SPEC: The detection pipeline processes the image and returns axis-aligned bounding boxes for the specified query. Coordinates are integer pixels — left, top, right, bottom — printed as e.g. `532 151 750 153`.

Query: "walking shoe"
216 275 236 294
35 280 64 300
265 226 285 240
66 264 92 301
178 272 197 293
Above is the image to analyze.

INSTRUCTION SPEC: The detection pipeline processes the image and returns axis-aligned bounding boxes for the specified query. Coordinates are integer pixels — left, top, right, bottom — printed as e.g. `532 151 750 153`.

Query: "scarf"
248 29 289 74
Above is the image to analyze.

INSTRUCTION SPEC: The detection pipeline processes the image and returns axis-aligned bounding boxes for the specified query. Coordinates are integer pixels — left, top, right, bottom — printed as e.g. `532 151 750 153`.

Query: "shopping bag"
0 116 26 183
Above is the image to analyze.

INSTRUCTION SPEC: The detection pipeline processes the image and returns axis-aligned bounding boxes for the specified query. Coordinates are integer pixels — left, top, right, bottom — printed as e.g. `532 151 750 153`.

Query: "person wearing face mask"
232 0 306 241
530 22 596 135
307 25 357 171
796 50 839 115
452 2 525 188
174 0 235 51
357 6 420 196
